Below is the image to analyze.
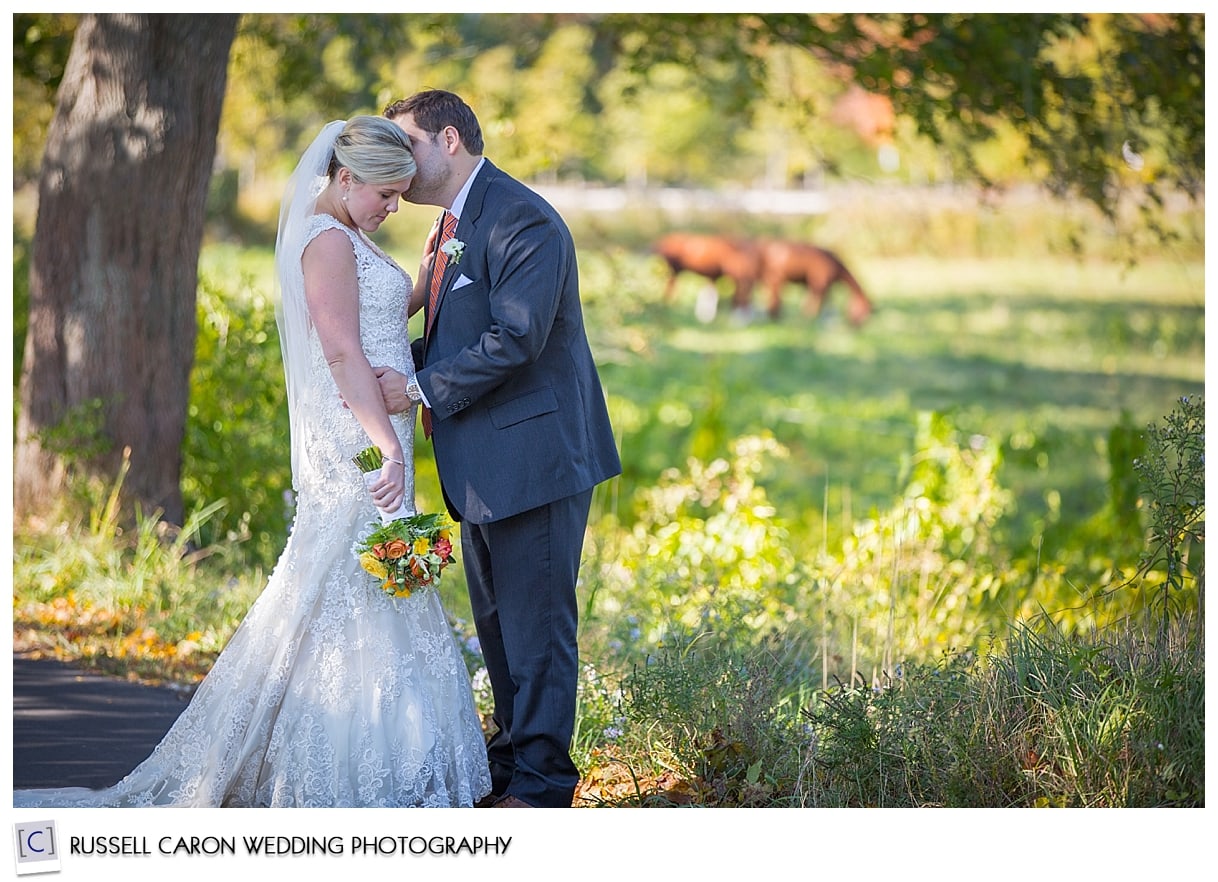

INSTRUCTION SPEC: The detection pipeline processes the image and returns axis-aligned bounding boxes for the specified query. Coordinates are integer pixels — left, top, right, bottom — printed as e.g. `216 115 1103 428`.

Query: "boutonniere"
441 237 466 265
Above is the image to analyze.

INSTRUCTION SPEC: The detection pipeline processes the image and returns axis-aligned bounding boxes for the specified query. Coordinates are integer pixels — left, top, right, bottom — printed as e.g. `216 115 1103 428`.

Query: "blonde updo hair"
327 115 416 184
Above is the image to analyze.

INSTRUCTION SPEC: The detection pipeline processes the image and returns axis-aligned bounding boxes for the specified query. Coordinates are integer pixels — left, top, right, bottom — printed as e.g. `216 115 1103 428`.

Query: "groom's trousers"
460 488 593 808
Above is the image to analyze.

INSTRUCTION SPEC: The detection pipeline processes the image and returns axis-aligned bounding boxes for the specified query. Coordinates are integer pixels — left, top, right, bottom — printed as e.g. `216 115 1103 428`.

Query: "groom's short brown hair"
384 90 485 156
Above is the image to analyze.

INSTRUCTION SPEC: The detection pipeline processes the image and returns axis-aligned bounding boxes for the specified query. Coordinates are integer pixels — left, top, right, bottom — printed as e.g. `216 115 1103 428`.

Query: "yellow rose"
360 552 388 579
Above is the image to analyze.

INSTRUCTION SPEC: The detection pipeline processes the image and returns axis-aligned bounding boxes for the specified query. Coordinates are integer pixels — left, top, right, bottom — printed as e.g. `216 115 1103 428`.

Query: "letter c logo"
25 830 46 854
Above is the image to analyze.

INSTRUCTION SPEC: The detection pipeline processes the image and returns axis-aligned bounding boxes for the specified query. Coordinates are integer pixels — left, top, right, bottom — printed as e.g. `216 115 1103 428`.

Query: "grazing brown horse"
758 238 873 325
653 232 763 315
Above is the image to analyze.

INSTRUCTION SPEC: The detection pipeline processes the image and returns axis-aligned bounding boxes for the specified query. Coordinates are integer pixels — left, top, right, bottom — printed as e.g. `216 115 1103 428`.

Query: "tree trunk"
14 13 238 527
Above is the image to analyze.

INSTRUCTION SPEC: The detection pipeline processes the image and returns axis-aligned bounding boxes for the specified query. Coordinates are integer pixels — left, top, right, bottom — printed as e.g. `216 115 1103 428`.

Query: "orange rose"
410 558 433 583
383 538 410 559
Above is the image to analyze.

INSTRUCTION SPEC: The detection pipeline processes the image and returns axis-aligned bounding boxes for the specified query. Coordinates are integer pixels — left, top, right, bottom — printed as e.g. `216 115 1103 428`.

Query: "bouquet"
352 445 456 598
352 511 456 599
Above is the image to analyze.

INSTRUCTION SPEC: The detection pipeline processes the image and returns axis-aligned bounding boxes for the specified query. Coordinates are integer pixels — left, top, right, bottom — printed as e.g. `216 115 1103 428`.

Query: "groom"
375 90 621 808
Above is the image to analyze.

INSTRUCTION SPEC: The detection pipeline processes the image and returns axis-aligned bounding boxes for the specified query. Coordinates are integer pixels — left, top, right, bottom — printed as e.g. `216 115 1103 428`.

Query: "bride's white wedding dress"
14 215 491 808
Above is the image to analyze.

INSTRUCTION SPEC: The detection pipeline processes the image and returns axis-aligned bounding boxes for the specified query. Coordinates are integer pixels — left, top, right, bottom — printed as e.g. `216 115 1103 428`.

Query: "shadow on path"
12 652 190 791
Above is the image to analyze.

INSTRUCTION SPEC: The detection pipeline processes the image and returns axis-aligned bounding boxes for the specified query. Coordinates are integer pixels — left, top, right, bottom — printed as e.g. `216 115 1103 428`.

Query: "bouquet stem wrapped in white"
352 445 411 524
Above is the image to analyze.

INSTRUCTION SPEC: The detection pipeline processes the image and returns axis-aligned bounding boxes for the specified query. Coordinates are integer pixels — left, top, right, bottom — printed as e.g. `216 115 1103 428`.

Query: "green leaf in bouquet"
354 511 453 553
352 511 458 599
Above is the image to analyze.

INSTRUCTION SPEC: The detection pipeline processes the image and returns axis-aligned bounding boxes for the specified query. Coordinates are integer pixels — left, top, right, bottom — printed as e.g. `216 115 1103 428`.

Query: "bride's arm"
408 277 426 318
303 229 407 512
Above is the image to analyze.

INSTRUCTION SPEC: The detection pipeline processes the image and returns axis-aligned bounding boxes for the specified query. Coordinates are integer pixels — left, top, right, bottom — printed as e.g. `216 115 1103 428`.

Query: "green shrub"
182 272 292 567
584 433 801 659
805 410 1017 674
1132 395 1204 628
614 635 811 806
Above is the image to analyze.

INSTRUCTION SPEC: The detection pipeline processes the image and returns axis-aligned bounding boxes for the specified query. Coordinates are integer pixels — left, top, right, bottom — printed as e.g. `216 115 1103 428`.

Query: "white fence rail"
530 184 830 216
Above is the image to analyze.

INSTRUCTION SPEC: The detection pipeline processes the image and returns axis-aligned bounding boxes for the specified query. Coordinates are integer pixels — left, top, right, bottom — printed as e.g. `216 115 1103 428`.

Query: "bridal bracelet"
383 456 405 466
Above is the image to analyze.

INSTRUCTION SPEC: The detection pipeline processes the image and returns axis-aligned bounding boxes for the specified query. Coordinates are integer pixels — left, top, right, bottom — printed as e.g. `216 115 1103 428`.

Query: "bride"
14 116 492 808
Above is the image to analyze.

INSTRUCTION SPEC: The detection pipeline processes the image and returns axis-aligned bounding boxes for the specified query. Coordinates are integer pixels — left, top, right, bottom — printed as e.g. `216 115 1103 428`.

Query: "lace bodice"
295 214 417 516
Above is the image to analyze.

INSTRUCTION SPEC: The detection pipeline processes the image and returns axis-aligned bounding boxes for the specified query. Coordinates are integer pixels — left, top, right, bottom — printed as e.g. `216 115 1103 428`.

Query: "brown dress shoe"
491 794 533 808
473 792 500 808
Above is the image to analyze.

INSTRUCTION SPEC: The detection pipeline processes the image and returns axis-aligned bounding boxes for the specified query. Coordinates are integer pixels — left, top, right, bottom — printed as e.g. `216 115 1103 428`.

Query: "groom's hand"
373 366 412 414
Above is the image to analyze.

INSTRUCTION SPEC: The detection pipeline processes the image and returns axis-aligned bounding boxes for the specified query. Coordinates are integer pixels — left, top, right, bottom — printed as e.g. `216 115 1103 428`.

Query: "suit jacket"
413 160 621 524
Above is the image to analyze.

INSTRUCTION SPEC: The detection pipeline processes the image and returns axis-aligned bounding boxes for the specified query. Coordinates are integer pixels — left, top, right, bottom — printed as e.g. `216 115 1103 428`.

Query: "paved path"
12 652 191 790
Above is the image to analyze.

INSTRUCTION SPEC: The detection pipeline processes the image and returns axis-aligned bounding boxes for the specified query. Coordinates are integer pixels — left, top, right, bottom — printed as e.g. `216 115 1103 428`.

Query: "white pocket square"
452 274 475 290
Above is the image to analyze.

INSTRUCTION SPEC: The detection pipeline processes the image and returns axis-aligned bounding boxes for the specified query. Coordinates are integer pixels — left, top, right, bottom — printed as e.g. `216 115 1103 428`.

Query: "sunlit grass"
599 251 1202 557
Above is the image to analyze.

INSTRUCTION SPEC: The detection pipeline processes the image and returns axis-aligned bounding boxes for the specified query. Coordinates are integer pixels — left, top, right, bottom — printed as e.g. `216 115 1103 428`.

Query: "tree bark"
14 13 238 527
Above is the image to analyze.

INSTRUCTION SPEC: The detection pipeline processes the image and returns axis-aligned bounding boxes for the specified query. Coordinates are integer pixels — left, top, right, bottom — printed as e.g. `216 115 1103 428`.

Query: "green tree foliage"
598 59 750 186
601 13 1202 223
213 15 438 226
513 25 603 180
813 14 1202 219
15 14 1202 224
743 45 858 186
11 14 79 186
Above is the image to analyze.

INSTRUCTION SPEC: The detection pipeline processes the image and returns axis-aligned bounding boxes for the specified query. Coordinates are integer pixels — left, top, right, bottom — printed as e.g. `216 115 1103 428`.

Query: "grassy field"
583 246 1203 544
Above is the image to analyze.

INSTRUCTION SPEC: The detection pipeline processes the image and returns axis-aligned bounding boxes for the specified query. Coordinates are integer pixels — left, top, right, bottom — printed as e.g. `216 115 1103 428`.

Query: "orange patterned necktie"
422 210 457 439
426 210 458 340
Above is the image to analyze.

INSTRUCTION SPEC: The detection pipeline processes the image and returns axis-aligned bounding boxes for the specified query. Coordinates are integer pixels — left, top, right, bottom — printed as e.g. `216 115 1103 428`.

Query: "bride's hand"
422 215 441 264
369 458 407 513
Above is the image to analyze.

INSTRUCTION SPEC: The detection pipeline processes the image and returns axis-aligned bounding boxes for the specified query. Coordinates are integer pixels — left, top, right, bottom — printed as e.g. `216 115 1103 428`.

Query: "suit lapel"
426 161 497 353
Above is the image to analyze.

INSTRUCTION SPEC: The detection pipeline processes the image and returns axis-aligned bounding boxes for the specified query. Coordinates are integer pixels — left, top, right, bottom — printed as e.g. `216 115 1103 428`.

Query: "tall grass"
13 451 266 684
798 617 1204 807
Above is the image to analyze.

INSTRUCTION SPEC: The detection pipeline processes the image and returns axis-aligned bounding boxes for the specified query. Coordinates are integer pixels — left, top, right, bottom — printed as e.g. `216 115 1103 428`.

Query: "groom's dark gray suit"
412 159 621 807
